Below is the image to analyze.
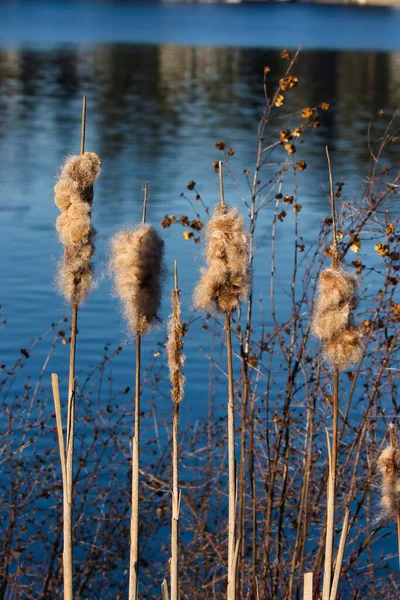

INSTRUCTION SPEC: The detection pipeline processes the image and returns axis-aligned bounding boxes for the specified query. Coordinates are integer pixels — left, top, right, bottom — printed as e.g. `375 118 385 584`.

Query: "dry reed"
109 190 164 600
194 163 249 600
167 262 185 600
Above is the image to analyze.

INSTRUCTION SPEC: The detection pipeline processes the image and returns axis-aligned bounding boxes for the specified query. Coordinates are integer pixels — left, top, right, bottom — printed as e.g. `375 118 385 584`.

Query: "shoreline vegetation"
1 49 400 599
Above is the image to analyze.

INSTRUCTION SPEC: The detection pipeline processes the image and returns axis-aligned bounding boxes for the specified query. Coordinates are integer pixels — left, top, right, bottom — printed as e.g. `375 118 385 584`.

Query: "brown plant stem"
129 183 148 600
322 147 339 600
219 163 237 599
61 96 86 600
171 262 181 600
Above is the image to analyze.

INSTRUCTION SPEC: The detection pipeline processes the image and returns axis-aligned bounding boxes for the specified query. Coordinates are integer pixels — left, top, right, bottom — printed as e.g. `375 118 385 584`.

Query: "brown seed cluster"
378 446 400 518
54 153 101 305
109 225 165 335
194 205 249 315
167 288 185 404
312 267 363 370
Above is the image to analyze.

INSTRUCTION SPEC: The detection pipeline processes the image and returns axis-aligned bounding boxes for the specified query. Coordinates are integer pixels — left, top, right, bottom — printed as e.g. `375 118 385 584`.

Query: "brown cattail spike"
167 263 185 404
378 445 400 518
194 205 249 315
54 152 101 305
110 224 165 335
312 268 358 341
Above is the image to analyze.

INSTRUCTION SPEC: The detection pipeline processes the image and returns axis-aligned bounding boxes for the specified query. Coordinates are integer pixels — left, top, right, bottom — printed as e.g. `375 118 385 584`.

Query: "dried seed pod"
194 205 249 314
60 153 102 191
54 152 101 305
378 446 400 518
324 326 363 371
110 224 165 335
312 267 358 339
167 287 185 404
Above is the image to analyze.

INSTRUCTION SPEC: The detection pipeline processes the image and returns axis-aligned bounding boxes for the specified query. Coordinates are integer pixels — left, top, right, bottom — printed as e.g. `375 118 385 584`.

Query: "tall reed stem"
61 96 86 600
322 147 339 600
129 183 149 600
171 262 181 600
219 163 237 599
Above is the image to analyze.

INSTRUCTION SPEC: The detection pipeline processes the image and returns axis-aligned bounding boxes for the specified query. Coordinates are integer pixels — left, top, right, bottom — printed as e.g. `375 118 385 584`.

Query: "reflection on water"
0 43 399 417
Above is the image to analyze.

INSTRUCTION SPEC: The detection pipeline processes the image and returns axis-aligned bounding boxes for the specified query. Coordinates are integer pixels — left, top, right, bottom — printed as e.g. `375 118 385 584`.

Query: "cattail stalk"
109 184 164 600
52 96 99 600
220 164 236 600
167 261 185 600
322 147 339 600
193 162 248 599
130 185 148 600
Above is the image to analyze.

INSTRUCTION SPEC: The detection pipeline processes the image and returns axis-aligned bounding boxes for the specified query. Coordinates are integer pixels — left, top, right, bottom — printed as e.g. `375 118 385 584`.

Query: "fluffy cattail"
312 268 358 340
324 326 363 371
312 265 363 370
167 286 185 404
54 153 101 305
109 224 165 335
378 446 400 517
194 205 249 314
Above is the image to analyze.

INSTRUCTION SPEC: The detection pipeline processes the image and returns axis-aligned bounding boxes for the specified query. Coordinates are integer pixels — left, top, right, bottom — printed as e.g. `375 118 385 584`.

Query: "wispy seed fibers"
194 205 249 315
54 152 101 305
110 225 165 335
378 446 400 518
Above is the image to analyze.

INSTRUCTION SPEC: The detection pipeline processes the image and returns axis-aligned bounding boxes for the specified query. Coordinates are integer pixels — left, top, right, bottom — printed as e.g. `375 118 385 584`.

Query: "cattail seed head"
378 446 400 518
60 153 102 191
194 205 249 314
324 326 363 371
54 152 101 305
167 288 185 404
110 224 165 335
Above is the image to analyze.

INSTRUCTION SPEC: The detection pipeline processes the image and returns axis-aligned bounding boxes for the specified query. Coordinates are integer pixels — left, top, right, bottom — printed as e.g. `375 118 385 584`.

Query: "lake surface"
0 2 399 592
1 2 399 424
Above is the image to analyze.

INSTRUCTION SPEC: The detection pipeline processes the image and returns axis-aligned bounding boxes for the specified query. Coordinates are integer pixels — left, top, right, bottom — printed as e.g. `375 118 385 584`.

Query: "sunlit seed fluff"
59 153 102 192
54 152 101 305
378 446 400 518
167 288 185 404
312 267 358 340
110 224 165 335
57 237 95 305
324 326 363 371
194 205 249 314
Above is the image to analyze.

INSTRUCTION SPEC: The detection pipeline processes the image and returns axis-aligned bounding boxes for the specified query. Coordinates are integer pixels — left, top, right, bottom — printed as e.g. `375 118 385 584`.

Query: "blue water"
1 1 400 51
0 1 400 595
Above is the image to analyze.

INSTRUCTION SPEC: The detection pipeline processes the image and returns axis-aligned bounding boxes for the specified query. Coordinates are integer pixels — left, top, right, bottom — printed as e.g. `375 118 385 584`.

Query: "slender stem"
171 402 180 600
129 185 148 599
80 96 86 156
142 181 149 225
219 161 225 207
129 334 141 600
322 428 335 600
226 313 236 600
171 261 181 600
61 97 86 600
